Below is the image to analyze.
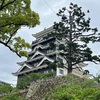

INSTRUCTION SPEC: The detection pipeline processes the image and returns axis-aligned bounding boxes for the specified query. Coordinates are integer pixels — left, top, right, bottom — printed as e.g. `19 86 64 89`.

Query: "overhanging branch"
72 59 99 66
0 0 16 10
0 40 21 57
0 0 5 10
6 28 18 44
0 22 26 29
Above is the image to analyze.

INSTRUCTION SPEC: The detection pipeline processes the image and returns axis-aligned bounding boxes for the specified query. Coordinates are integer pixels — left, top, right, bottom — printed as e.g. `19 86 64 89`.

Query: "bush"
17 72 56 89
45 76 100 100
0 84 26 100
1 93 26 100
0 84 13 94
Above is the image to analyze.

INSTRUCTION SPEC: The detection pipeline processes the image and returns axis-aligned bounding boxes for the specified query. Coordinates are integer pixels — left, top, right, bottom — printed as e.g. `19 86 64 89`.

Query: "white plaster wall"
56 67 68 76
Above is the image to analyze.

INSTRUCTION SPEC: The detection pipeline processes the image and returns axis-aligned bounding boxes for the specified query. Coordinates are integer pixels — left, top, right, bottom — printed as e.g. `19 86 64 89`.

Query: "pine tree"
49 3 100 73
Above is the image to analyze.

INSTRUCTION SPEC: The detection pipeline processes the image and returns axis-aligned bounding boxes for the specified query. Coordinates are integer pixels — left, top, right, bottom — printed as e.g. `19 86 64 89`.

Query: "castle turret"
13 26 90 83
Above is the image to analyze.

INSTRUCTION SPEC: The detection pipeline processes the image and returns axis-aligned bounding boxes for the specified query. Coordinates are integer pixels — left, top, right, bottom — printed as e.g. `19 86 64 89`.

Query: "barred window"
59 69 64 74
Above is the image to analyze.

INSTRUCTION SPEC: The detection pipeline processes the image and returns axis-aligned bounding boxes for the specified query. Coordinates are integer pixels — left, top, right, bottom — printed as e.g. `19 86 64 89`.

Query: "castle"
13 26 90 83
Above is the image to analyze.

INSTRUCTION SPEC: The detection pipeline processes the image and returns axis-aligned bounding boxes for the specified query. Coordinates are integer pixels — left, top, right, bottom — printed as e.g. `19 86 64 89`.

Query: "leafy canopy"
0 0 40 57
49 3 100 73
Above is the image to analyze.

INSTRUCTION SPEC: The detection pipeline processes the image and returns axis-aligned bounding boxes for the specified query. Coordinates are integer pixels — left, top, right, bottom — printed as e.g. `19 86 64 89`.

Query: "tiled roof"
12 64 48 76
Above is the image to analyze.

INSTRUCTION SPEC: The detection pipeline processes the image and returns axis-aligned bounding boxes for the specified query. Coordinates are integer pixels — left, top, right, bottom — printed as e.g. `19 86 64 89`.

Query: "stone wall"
26 75 80 100
0 75 99 100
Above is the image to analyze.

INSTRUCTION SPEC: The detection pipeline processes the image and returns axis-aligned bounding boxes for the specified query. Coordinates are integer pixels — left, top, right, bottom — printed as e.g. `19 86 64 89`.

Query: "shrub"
0 84 13 94
1 93 26 100
17 72 56 89
0 84 26 100
45 76 100 100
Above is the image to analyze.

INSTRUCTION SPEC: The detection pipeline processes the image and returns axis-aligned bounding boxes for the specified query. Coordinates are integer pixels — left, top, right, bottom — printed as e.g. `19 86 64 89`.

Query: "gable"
17 63 32 73
31 51 44 59
33 54 42 58
20 66 30 72
37 56 54 67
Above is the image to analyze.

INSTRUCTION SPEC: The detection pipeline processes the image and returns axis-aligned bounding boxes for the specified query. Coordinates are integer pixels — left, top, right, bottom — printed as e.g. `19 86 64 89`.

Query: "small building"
13 26 90 83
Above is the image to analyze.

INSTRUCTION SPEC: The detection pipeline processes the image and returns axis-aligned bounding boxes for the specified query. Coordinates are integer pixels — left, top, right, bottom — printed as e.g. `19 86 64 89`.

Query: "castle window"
59 69 64 74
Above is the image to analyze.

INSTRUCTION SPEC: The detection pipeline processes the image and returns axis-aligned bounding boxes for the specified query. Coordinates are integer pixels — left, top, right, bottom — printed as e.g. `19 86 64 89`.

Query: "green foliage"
17 72 56 89
0 84 26 100
1 93 26 100
49 42 56 50
45 60 63 71
0 84 13 94
45 76 100 100
48 3 100 73
0 0 40 57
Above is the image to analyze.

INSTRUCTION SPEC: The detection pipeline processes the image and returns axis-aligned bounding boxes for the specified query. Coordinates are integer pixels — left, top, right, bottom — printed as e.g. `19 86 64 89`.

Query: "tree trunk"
67 61 72 74
67 11 73 74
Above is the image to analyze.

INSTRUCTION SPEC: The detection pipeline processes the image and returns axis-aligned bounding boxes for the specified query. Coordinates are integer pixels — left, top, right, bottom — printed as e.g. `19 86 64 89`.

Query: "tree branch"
80 33 96 37
0 0 16 10
72 59 99 66
0 27 21 57
0 22 26 28
0 0 5 9
6 28 18 44
0 40 21 57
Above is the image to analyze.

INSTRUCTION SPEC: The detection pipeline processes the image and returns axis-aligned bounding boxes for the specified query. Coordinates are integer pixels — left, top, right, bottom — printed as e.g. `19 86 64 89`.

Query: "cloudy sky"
0 0 100 85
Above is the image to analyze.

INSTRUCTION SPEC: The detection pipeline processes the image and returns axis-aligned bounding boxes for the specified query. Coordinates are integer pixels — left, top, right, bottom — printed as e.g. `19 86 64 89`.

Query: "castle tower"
13 26 89 83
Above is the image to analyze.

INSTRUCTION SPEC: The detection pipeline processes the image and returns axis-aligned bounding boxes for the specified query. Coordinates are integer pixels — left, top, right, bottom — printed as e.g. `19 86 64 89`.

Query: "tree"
49 3 100 73
0 0 40 57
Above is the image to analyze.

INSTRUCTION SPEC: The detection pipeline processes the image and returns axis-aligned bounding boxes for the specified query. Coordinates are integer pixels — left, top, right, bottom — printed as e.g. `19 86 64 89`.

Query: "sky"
0 0 100 86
